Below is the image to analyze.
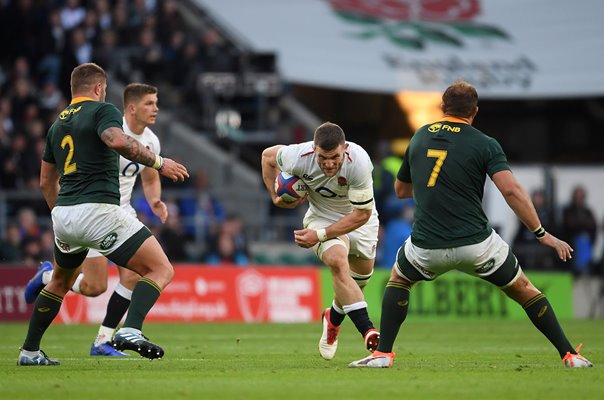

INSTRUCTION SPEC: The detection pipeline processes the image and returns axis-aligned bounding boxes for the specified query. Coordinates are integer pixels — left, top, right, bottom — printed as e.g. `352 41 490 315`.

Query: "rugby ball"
274 172 307 203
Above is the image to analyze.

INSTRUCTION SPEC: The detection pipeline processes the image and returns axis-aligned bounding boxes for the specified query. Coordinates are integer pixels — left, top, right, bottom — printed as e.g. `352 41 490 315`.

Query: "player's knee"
84 281 108 297
325 257 349 276
164 263 175 284
350 270 373 289
152 262 174 289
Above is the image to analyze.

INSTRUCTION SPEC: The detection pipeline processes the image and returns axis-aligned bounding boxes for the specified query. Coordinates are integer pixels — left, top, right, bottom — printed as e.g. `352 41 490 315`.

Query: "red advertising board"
51 265 322 324
0 266 35 321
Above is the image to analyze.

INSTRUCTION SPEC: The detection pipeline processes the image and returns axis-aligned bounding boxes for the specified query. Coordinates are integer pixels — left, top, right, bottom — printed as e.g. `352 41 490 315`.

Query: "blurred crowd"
0 0 247 266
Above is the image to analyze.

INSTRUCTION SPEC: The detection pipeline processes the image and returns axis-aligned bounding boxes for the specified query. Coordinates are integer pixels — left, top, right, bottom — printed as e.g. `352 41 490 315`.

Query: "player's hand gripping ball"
274 172 307 203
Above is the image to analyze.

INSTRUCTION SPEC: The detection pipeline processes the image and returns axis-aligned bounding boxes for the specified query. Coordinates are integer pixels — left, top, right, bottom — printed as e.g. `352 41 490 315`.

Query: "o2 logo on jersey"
315 187 346 198
121 145 150 176
122 161 140 177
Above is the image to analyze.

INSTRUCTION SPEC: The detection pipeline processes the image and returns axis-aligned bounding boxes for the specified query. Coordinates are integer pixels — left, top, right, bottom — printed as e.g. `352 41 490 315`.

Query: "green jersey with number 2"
43 97 123 206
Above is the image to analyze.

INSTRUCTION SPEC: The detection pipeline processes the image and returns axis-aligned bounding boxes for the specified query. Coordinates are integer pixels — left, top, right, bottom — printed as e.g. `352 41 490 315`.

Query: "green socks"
377 281 411 353
523 293 574 357
22 290 63 351
123 278 161 331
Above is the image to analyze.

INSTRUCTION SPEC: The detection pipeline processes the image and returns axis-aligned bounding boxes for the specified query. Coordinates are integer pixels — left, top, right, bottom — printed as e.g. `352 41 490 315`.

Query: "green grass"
1 319 603 399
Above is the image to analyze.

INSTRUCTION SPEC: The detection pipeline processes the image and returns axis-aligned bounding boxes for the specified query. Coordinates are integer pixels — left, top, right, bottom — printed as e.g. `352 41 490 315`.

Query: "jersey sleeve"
42 129 55 164
348 149 375 210
276 144 302 176
95 103 123 137
397 147 412 183
485 137 511 177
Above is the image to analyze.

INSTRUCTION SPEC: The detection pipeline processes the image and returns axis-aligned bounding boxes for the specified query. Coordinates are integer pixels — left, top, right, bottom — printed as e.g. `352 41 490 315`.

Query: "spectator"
16 207 40 242
92 29 121 76
157 200 189 262
95 0 112 31
38 229 55 262
60 0 86 32
69 27 94 65
131 27 163 82
372 139 410 227
562 185 597 275
111 2 134 46
37 9 66 86
38 82 64 120
20 235 41 267
377 205 414 268
155 0 185 46
179 168 226 243
0 97 15 136
204 215 250 266
0 222 22 262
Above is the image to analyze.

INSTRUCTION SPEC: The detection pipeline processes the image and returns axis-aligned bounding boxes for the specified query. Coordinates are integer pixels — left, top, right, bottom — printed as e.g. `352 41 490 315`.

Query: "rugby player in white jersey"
24 83 168 356
261 122 380 360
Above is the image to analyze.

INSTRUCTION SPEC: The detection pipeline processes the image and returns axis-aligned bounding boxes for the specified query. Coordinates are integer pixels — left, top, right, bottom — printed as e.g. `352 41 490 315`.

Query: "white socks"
43 270 85 294
94 325 116 346
342 301 368 314
42 270 53 285
70 273 84 294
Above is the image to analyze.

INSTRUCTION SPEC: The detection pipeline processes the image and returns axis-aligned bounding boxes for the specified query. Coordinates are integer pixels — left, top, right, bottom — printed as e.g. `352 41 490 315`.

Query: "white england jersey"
118 117 160 215
277 141 378 222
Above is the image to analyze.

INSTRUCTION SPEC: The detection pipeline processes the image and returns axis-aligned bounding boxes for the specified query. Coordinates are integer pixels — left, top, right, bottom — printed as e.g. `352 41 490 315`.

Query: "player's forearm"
40 161 60 210
395 179 413 198
117 136 158 167
40 182 59 210
101 127 158 168
324 209 371 239
261 145 282 197
503 185 541 232
142 168 162 204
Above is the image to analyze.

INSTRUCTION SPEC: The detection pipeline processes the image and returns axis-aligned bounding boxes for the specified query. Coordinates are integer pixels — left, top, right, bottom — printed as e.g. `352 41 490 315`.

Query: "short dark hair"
123 83 158 108
70 63 107 96
313 122 345 150
442 80 478 118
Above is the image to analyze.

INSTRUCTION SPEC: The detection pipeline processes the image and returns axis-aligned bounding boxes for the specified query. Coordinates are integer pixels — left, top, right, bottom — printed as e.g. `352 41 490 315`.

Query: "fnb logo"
442 124 461 133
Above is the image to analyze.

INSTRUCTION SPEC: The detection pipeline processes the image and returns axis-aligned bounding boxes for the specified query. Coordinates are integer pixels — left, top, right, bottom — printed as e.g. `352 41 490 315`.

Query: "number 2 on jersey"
426 149 447 187
61 134 77 175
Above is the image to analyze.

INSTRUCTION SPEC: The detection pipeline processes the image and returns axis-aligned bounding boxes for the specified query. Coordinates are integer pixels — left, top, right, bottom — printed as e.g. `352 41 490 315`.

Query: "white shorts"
52 203 145 256
303 211 379 260
396 230 520 287
86 204 138 259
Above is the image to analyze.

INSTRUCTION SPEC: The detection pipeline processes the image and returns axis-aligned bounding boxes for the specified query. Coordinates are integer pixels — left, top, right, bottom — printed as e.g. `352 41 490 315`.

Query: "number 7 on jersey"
426 149 447 187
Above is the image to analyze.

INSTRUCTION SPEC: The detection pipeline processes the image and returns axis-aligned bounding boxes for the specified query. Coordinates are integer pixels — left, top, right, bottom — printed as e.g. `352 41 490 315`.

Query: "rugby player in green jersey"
349 80 592 369
17 63 188 366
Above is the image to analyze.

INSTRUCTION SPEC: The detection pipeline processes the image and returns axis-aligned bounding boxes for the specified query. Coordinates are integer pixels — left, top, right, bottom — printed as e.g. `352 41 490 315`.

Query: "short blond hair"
70 63 107 96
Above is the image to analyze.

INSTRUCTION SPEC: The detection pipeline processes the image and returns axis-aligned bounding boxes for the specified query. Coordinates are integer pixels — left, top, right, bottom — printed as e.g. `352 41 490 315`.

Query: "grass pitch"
1 319 602 400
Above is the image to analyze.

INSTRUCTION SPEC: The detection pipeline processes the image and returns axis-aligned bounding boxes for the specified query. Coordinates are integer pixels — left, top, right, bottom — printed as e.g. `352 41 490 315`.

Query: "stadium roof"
196 0 604 99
